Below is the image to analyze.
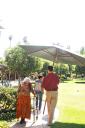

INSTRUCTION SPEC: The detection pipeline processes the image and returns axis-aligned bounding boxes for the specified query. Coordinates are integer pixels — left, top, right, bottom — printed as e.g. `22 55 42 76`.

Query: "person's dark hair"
48 66 53 71
38 75 43 79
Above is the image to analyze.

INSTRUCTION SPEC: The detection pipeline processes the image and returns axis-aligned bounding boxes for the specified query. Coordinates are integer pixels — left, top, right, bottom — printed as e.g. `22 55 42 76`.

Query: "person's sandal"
20 119 26 124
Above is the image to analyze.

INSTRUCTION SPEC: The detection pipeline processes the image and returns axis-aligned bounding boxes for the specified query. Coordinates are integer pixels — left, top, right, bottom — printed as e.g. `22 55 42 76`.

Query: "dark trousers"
35 91 43 111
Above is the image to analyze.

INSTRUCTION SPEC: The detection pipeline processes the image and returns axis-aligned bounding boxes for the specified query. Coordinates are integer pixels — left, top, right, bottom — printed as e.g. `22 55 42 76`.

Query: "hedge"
0 87 17 121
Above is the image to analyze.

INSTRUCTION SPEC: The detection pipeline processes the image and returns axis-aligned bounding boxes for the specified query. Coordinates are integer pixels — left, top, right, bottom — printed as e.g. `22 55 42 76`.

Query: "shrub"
0 87 17 121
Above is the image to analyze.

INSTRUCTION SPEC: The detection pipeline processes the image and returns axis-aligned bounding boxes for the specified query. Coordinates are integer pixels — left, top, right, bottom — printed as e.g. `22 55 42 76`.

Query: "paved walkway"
10 101 59 128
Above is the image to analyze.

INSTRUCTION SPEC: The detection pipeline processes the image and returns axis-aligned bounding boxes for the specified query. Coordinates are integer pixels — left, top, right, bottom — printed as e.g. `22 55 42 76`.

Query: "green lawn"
52 82 85 128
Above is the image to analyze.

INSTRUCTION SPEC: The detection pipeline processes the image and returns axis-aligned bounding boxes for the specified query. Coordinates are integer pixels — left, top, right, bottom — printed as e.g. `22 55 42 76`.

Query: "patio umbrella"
19 44 85 66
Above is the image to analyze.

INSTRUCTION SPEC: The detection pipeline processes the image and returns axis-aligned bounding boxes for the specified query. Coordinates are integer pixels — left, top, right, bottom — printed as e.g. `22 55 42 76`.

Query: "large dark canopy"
19 44 85 66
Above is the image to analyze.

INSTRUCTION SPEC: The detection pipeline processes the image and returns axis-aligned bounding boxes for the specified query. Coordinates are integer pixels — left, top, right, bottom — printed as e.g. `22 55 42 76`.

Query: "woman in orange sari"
16 77 35 124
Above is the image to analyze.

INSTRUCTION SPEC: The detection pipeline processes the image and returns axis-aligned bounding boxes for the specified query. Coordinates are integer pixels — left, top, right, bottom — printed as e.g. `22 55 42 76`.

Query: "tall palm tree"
23 36 28 44
0 25 4 36
9 35 12 48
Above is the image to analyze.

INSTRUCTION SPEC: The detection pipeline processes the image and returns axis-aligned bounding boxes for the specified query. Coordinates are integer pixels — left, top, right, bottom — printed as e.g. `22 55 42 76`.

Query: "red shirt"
42 73 59 91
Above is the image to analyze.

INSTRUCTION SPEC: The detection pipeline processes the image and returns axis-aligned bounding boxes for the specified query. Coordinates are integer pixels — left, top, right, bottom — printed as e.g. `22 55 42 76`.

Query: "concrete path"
10 101 59 128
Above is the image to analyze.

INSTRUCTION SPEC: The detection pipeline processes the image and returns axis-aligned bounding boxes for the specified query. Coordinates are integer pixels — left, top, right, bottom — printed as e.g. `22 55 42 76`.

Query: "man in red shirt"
42 66 60 126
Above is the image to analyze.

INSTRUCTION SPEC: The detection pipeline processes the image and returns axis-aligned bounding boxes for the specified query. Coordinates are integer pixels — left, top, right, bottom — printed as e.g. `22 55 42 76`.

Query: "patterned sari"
16 83 32 119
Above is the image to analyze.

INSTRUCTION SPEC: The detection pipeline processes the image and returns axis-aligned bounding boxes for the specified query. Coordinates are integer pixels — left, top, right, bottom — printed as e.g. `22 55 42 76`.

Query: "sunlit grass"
0 121 9 128
55 82 85 127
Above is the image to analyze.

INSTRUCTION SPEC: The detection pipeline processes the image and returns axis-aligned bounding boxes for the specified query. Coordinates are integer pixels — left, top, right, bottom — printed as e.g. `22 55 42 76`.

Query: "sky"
0 0 85 57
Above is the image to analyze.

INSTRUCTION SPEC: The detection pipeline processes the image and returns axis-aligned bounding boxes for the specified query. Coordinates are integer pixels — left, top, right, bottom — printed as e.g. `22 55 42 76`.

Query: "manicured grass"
52 82 85 128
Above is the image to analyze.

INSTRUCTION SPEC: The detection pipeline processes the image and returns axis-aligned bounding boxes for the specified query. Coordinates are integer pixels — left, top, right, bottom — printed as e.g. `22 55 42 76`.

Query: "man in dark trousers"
42 66 60 126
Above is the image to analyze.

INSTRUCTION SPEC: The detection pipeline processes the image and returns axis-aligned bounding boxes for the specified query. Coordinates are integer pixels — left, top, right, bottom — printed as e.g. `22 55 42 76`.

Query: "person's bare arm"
30 83 36 96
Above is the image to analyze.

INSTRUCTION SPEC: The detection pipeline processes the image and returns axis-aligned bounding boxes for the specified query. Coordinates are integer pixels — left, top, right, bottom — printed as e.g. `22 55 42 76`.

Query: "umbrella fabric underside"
20 45 85 66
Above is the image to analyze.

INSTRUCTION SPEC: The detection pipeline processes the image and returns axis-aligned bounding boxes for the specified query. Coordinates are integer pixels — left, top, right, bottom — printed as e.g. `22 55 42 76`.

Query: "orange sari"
16 83 32 119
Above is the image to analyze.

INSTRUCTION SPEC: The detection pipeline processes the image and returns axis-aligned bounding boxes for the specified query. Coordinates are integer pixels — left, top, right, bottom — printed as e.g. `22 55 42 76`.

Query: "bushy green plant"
0 87 17 121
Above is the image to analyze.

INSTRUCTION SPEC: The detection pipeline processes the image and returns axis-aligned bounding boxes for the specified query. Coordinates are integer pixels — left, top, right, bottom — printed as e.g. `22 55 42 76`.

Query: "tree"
41 62 49 75
80 47 85 56
5 46 27 82
0 25 4 36
23 36 28 44
75 46 85 78
5 46 42 82
23 56 41 75
9 35 13 48
0 57 5 64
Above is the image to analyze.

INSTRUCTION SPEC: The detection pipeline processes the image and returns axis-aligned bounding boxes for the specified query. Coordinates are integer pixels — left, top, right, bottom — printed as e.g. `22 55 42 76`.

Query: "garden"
0 79 85 128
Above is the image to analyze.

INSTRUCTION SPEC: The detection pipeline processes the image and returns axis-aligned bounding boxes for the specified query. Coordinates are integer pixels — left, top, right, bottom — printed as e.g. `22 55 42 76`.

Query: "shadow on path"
10 101 59 128
10 114 49 128
10 122 50 128
10 121 85 128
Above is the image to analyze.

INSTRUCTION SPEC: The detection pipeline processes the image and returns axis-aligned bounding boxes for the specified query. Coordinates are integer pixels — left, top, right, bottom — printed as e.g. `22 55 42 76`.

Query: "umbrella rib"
28 47 51 54
34 50 84 66
61 52 84 65
68 52 84 66
42 49 58 66
54 50 84 66
42 49 55 57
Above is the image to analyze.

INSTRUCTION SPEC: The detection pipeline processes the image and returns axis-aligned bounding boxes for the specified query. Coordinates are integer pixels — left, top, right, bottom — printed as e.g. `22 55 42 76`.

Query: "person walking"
42 66 60 126
34 75 44 112
16 77 35 124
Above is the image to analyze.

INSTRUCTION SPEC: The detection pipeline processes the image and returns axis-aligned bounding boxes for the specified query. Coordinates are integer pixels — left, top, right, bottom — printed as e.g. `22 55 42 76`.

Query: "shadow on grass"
52 122 85 128
75 82 85 84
